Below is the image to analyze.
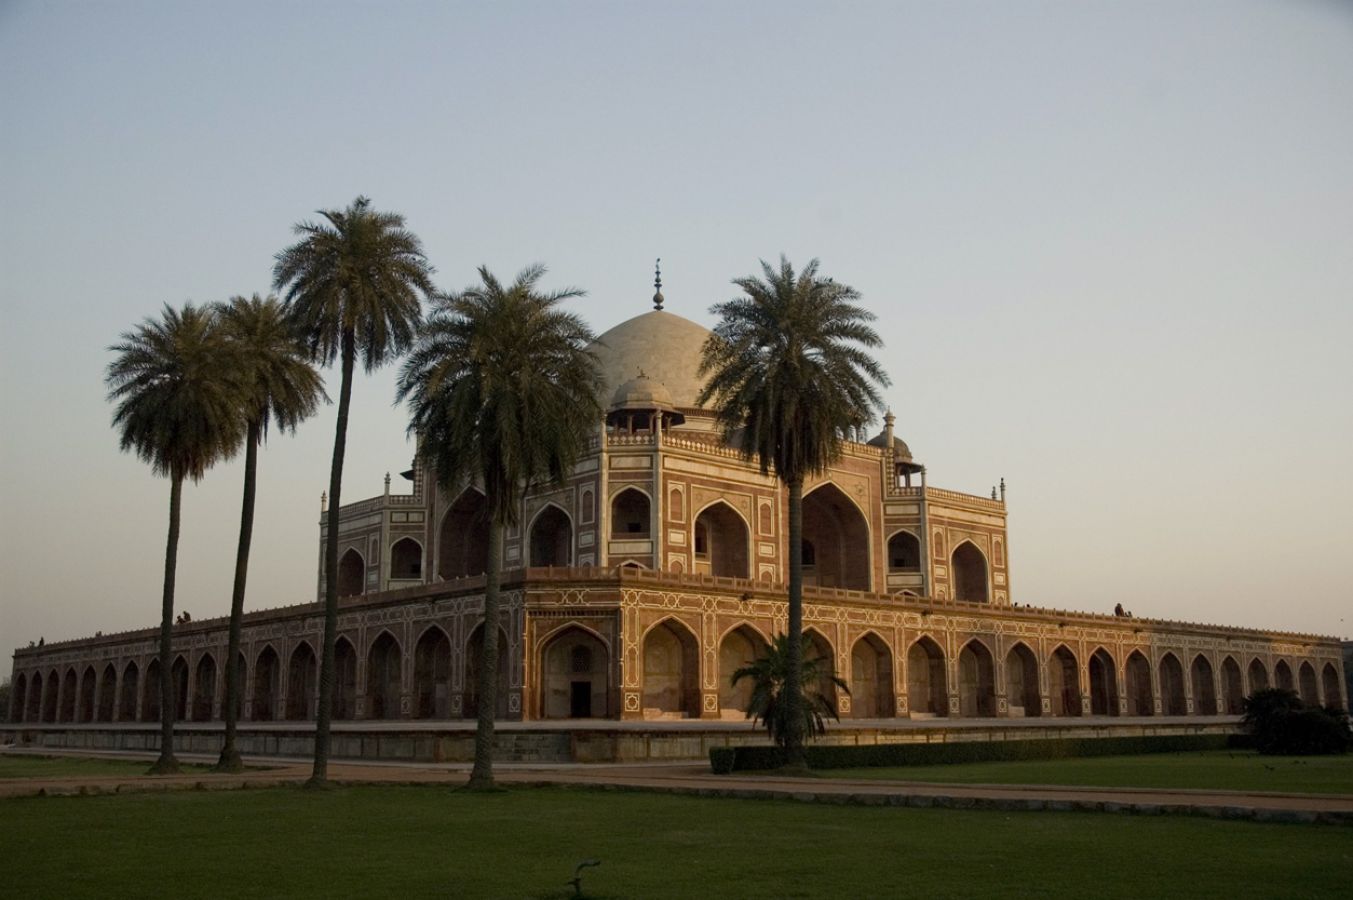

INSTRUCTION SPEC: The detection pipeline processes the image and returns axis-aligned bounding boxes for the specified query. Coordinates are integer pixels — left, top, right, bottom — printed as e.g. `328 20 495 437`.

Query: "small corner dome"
867 429 914 460
610 373 676 412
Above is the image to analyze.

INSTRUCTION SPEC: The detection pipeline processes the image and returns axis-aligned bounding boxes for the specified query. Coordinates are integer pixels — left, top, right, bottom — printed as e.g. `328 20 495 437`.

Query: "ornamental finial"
653 258 664 310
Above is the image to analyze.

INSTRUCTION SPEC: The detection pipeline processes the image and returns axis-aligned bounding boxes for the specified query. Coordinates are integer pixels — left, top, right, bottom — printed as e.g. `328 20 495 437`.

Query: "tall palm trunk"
310 329 355 787
783 476 806 768
468 518 505 790
217 419 260 771
149 471 184 774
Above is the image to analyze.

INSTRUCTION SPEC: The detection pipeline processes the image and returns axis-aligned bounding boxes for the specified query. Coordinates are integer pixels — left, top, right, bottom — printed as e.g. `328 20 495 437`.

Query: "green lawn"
822 750 1353 794
0 755 219 780
2 786 1350 898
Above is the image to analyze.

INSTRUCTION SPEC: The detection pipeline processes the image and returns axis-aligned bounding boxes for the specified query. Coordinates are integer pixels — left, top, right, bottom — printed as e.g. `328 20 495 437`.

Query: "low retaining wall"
0 718 1241 764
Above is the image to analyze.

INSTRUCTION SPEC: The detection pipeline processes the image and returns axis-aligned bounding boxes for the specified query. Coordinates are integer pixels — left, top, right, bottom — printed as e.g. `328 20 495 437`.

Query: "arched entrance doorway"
1221 657 1244 714
464 625 510 719
1125 651 1153 716
333 638 357 720
610 488 650 538
97 664 117 722
287 643 317 720
958 640 996 717
1006 643 1040 717
413 627 451 719
1191 655 1217 716
1274 660 1294 692
389 537 423 580
1322 663 1344 709
24 673 41 722
58 669 76 722
1089 648 1118 716
439 488 489 579
850 633 895 718
118 663 137 721
1049 645 1079 717
718 625 767 718
642 619 699 718
366 632 402 720
804 629 839 714
540 626 610 719
192 654 216 721
140 660 161 723
337 549 365 597
802 483 870 590
1298 662 1319 706
693 502 750 579
77 666 96 723
951 542 989 603
529 505 573 567
1159 653 1186 716
1248 658 1269 693
252 646 279 721
907 637 947 717
12 673 27 722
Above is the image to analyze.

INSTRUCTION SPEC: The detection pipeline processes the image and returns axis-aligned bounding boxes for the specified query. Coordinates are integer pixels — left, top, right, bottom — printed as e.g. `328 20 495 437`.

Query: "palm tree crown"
397 263 602 526
106 302 247 480
732 633 850 746
697 255 889 481
216 294 327 437
273 195 434 369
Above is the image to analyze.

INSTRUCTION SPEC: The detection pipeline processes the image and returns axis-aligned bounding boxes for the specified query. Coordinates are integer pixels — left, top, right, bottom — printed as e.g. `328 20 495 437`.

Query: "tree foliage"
732 633 851 748
1242 688 1351 755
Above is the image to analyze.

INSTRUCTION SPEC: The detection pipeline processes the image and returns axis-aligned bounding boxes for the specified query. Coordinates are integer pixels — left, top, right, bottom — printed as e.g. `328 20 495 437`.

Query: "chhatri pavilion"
7 282 1347 740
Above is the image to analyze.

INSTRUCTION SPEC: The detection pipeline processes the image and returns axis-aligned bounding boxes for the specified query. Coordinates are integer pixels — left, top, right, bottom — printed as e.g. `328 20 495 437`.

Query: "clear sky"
2 1 1351 669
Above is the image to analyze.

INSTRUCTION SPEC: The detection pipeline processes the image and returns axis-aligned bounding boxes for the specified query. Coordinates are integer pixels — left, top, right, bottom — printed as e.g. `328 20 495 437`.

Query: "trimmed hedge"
710 733 1232 774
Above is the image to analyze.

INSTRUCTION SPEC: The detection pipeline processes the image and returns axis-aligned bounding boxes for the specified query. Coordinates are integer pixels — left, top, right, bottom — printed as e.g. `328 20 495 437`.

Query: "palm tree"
214 294 326 772
397 264 600 790
106 303 246 774
732 633 850 747
274 197 434 786
697 256 887 768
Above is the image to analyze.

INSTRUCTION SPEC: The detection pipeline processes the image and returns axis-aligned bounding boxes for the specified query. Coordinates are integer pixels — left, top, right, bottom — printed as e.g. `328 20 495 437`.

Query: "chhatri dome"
588 260 713 410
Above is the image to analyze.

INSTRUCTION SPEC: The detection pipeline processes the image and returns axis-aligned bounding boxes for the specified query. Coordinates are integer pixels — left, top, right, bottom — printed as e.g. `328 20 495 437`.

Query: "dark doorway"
570 681 591 718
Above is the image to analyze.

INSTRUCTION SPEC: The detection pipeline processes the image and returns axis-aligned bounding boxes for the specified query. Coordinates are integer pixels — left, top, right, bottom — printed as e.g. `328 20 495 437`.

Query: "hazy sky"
2 1 1351 670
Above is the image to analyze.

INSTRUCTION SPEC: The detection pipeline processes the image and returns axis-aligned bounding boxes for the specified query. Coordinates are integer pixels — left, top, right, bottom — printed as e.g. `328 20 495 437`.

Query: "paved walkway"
2 748 1350 825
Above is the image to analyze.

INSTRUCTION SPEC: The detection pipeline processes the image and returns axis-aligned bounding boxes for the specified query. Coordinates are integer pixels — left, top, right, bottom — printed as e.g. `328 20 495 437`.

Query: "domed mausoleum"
7 281 1345 755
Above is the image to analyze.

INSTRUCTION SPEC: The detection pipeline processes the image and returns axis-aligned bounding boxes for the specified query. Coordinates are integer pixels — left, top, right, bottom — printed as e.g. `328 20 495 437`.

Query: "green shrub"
709 733 1232 773
1242 688 1351 756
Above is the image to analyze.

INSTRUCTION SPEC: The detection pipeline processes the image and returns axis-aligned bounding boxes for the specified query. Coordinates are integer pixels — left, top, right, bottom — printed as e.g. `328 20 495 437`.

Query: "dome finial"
653 258 664 310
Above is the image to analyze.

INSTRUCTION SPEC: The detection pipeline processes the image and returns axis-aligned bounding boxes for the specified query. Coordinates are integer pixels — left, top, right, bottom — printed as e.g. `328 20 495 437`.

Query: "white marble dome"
589 309 712 410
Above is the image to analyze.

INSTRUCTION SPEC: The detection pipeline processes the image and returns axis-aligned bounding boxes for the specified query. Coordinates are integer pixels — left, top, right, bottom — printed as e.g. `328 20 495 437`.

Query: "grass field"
821 750 1353 795
2 785 1350 898
0 755 218 780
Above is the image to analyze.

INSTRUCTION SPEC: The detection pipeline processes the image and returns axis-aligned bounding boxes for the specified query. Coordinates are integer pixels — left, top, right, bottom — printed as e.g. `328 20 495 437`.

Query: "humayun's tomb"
5 291 1346 760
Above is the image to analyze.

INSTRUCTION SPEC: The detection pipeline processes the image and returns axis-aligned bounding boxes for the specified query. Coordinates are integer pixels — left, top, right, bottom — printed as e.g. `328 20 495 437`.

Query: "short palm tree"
106 303 246 774
274 196 434 786
698 256 887 767
397 264 601 790
732 633 850 746
213 294 326 772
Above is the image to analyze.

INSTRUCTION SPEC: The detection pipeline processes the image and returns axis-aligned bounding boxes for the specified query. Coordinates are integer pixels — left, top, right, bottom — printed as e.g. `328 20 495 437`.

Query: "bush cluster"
1241 688 1351 756
710 733 1231 773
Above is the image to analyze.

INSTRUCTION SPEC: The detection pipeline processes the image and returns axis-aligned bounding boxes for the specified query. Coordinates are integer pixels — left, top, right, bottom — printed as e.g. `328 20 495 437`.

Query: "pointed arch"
464 623 510 720
802 482 871 590
610 487 651 538
439 487 489 579
1159 652 1186 716
140 660 161 723
907 635 947 717
1221 655 1244 715
1089 647 1118 716
118 662 138 721
252 645 280 721
528 503 573 568
642 616 699 717
1274 659 1294 692
413 625 452 719
1298 661 1319 706
37 670 55 722
12 672 27 723
23 672 40 722
389 537 423 580
1321 663 1344 709
1048 644 1080 717
1125 651 1153 716
333 636 358 719
958 638 997 717
192 653 217 721
539 623 611 719
77 665 97 723
1005 642 1040 717
718 624 769 717
850 631 895 717
58 667 77 722
1191 654 1217 716
337 548 365 597
887 530 921 571
286 641 317 720
1247 657 1269 693
692 500 750 579
366 630 403 720
951 541 989 603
